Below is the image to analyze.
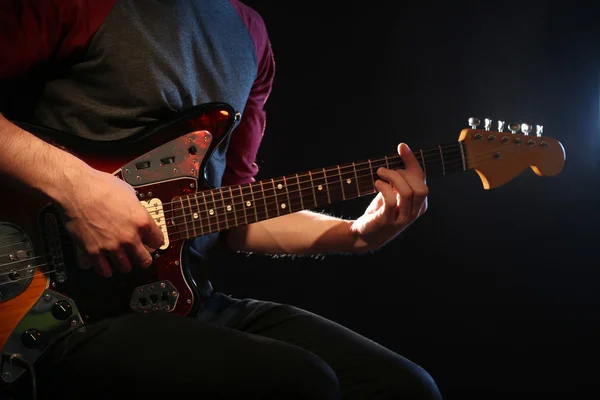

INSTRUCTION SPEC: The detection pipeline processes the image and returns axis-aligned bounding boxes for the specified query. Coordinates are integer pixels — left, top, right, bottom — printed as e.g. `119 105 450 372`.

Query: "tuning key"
468 117 481 129
484 118 492 131
508 123 519 134
521 123 532 136
536 125 543 137
497 120 505 132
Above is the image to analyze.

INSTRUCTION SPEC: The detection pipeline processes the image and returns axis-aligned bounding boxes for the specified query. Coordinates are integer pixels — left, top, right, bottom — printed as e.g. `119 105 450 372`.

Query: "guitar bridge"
41 212 67 283
130 281 178 313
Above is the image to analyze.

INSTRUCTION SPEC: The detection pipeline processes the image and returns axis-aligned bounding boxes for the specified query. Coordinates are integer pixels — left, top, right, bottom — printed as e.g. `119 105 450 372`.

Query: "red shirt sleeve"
0 0 116 79
222 1 276 186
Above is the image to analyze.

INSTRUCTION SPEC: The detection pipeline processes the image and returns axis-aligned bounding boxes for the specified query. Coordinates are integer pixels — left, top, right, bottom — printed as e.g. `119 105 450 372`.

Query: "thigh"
200 294 442 400
34 313 340 400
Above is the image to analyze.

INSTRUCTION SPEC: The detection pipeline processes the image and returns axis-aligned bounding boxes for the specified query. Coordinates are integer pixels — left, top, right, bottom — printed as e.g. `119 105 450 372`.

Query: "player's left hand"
350 143 428 251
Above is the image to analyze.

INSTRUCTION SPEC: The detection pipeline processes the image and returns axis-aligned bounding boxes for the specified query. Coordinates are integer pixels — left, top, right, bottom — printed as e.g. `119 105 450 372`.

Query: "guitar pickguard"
120 130 212 186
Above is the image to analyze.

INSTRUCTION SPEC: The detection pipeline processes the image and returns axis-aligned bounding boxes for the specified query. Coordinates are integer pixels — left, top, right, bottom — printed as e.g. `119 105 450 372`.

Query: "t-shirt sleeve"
0 0 116 79
221 1 275 186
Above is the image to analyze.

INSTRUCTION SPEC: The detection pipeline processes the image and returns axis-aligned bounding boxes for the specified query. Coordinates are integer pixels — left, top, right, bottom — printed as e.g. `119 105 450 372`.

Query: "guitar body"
0 105 566 387
0 102 239 385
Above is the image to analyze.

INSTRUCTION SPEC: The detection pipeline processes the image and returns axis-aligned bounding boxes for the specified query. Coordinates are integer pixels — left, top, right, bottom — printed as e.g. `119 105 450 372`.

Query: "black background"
213 1 600 398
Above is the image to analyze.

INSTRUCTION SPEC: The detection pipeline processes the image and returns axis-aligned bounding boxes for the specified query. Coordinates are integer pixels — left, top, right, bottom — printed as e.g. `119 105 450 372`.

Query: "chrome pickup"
130 281 178 313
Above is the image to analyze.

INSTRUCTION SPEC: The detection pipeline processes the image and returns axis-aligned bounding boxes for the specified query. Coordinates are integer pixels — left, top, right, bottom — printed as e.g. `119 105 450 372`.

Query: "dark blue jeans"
28 292 442 399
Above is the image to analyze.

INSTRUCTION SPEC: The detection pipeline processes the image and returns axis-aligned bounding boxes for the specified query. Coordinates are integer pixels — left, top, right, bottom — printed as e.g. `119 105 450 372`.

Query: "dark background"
214 1 600 399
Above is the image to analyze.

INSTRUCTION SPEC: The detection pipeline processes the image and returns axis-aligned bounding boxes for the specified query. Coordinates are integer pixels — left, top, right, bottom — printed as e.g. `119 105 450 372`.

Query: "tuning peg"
468 117 481 129
508 123 519 134
484 118 492 131
497 120 505 132
536 125 543 137
521 123 532 136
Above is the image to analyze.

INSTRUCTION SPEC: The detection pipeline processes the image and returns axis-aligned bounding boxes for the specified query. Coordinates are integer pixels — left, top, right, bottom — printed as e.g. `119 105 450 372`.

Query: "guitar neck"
169 141 467 238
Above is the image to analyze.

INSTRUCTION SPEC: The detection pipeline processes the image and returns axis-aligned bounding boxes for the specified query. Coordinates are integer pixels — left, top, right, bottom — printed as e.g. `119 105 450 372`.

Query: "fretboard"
167 141 467 239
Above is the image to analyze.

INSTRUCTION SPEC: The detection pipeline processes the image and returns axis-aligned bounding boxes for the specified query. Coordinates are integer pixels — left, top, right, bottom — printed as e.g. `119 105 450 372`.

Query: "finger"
91 253 113 278
374 179 400 223
393 168 429 217
376 168 414 221
127 241 154 269
140 215 165 250
398 143 425 180
105 248 133 274
75 245 93 270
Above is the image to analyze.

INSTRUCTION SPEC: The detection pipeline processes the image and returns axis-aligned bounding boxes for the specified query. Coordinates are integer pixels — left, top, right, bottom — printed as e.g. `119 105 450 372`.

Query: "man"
0 0 441 399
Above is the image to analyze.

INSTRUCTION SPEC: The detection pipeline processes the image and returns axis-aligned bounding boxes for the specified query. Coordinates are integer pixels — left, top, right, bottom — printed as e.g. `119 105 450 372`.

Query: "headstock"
458 117 565 189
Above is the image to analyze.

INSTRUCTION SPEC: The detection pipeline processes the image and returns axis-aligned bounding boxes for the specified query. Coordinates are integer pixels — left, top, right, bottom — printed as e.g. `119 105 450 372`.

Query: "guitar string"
0 143 538 263
0 152 465 262
149 143 465 210
157 139 535 215
0 145 548 282
0 148 465 264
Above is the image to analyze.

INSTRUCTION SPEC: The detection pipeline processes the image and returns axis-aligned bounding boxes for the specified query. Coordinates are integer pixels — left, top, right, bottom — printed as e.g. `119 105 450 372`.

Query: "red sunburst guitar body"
0 102 240 385
0 106 566 387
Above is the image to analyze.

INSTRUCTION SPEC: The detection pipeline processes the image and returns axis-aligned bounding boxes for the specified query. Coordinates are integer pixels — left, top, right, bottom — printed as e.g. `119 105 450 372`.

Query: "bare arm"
226 144 429 256
0 114 164 277
226 211 361 256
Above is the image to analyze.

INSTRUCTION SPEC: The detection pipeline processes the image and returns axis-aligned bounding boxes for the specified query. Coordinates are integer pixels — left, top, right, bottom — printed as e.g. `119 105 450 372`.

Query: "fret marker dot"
226 205 232 211
318 185 323 191
193 213 199 219
281 203 286 209
277 184 283 190
246 201 251 207
346 179 351 184
209 209 215 215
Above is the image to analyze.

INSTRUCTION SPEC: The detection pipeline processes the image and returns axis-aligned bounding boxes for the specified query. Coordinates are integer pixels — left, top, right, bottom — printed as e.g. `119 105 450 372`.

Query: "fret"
259 181 270 219
224 187 241 228
337 166 346 201
177 197 191 237
384 156 390 169
352 162 361 197
208 190 220 232
438 146 446 176
270 179 282 216
419 149 427 177
192 193 205 236
367 159 375 187
439 142 465 175
366 158 387 193
458 142 467 171
247 183 262 223
237 185 249 226
309 169 330 207
338 164 360 200
272 177 293 214
308 171 318 207
215 188 229 230
282 174 304 213
186 196 198 237
295 174 305 210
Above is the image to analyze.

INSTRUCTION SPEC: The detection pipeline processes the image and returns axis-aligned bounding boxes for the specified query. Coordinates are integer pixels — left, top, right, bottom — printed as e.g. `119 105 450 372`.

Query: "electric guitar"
0 102 565 384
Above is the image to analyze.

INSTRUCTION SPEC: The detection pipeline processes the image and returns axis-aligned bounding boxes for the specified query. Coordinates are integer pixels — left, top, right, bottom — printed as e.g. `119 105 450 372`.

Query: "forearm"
0 113 90 204
226 210 369 255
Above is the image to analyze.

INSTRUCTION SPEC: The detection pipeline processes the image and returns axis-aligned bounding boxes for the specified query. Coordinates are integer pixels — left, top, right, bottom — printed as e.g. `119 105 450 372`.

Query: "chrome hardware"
521 123 532 136
0 223 36 302
484 118 492 131
508 123 520 134
1 290 83 383
497 120 505 132
536 125 544 137
468 117 481 129
130 280 179 313
121 130 213 186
